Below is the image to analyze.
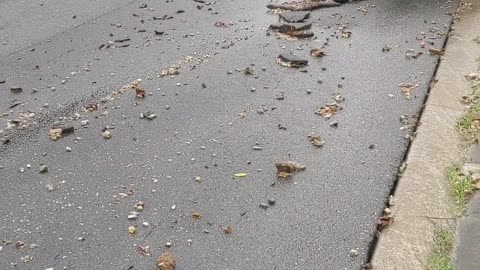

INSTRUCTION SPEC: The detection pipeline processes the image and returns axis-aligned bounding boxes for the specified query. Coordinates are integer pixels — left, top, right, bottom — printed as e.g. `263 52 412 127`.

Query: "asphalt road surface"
0 0 458 269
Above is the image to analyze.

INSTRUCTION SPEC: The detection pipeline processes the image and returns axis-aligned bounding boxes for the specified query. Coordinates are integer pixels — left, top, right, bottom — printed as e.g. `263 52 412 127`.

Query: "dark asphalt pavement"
0 0 457 269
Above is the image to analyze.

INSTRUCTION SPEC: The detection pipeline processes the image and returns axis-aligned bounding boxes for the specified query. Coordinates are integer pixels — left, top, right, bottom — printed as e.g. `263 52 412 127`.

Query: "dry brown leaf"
308 135 324 147
276 161 306 178
223 226 233 234
341 30 352 38
429 47 444 56
315 103 341 118
310 48 325 57
157 252 176 270
244 67 254 75
133 86 145 99
400 83 415 100
332 93 344 103
377 215 394 231
192 213 202 219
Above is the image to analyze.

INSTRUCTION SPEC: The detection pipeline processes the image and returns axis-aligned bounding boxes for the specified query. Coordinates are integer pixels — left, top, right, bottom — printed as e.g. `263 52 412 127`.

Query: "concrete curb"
371 3 480 270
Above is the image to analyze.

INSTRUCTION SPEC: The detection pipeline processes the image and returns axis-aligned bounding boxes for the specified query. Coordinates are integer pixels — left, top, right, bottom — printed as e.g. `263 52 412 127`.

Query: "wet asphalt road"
0 0 457 269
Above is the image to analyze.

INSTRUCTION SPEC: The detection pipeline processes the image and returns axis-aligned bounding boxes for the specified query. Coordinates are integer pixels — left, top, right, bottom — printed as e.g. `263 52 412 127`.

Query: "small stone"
253 146 262 151
80 120 90 126
306 89 312 94
350 249 359 257
165 242 172 247
171 205 176 210
39 164 49 173
259 203 269 209
65 147 72 152
102 130 112 139
384 208 392 215
142 222 150 227
187 239 193 244
389 195 395 206
194 176 202 182
29 244 39 249
46 184 55 191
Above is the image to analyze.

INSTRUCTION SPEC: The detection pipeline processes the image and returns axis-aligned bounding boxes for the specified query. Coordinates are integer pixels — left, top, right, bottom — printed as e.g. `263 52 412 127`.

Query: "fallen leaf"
315 103 341 118
192 213 202 219
332 93 344 103
134 86 145 98
157 252 176 270
308 135 324 147
276 161 306 178
244 67 254 75
400 83 415 100
377 215 394 231
310 48 325 57
341 30 352 38
234 173 247 177
223 226 233 234
428 47 444 56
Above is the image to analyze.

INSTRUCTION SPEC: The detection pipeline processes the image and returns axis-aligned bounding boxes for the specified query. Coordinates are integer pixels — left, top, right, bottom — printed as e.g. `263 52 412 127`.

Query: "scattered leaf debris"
268 2 340 12
428 47 444 56
223 226 233 234
157 252 176 270
234 173 248 178
400 83 416 100
315 103 341 118
192 213 203 219
276 161 306 178
310 48 325 57
244 67 254 75
276 53 308 68
308 135 325 147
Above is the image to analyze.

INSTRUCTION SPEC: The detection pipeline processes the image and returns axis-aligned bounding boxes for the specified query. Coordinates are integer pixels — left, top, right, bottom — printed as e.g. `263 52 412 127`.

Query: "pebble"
142 222 150 227
389 195 395 206
80 120 90 126
259 203 269 209
102 130 112 139
46 184 55 191
66 147 72 152
171 204 176 210
187 239 193 245
349 249 359 257
253 146 262 150
165 242 172 247
39 164 48 173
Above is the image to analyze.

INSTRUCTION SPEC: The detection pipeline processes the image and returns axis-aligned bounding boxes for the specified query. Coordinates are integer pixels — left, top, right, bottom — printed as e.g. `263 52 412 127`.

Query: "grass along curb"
427 229 455 270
